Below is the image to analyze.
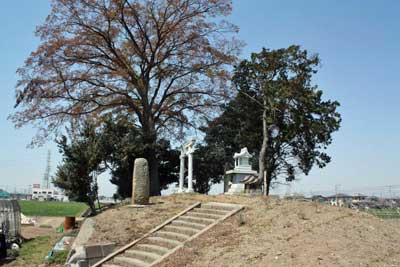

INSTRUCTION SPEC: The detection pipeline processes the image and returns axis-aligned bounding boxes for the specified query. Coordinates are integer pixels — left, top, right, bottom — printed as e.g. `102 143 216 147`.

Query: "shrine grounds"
91 194 400 267
3 194 400 267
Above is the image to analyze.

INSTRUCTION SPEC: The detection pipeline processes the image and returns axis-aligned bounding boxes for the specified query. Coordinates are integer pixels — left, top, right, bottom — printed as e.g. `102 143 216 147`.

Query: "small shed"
0 200 21 245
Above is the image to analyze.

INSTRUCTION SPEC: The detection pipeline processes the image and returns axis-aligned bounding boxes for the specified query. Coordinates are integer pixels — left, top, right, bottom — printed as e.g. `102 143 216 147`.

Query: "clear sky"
0 0 399 196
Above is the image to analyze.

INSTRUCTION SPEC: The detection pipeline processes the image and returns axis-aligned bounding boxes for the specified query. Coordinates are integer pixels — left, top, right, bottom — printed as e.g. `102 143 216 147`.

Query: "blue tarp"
0 190 10 199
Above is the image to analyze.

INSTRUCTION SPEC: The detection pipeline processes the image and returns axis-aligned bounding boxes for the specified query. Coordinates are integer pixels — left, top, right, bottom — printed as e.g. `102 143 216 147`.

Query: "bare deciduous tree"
10 0 241 195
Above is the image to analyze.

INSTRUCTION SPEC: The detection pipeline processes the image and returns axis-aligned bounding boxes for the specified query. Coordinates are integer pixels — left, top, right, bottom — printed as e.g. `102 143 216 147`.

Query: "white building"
32 186 68 202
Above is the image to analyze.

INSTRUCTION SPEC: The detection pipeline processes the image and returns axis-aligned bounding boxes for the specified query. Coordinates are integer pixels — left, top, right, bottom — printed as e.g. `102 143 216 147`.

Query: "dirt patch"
21 226 54 240
88 195 200 246
21 216 64 239
88 194 400 266
34 216 64 229
153 195 400 267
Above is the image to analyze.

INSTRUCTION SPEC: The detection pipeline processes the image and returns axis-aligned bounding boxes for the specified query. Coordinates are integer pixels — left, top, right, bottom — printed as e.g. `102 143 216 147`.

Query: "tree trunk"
87 198 97 216
259 98 269 196
266 171 272 196
147 149 160 196
142 117 161 196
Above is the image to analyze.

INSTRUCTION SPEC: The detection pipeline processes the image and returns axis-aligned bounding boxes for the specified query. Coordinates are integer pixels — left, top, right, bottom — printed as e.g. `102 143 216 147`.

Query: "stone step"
170 220 207 230
154 231 190 242
95 202 244 267
201 202 240 211
194 207 229 215
146 236 182 249
136 244 169 256
164 225 200 236
186 211 222 220
179 215 215 225
125 249 161 263
113 256 148 267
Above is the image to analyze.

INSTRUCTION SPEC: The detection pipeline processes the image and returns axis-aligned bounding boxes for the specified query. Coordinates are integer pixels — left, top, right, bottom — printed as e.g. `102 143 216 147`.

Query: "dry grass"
90 194 400 267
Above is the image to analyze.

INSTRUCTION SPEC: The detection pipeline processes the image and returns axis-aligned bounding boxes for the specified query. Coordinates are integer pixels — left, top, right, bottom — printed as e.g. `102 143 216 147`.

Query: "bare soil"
90 194 400 267
21 216 64 239
88 195 200 246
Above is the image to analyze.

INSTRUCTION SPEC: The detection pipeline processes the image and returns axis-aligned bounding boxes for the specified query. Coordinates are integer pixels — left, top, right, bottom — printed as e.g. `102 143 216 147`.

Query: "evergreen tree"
53 123 103 214
199 46 341 194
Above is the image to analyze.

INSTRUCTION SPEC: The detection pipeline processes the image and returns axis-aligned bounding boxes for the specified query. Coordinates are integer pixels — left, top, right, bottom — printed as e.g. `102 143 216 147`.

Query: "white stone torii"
178 139 196 193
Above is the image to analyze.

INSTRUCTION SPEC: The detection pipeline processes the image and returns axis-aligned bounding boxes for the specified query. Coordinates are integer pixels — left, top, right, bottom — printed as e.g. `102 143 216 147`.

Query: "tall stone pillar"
178 150 185 193
131 158 149 205
187 152 194 192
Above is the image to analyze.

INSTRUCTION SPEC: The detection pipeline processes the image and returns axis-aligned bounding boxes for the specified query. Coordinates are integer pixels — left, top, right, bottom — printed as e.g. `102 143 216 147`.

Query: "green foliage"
19 200 87 217
53 122 103 213
47 250 69 264
200 45 341 193
99 117 179 198
16 236 53 265
53 116 179 200
192 144 227 194
99 117 145 198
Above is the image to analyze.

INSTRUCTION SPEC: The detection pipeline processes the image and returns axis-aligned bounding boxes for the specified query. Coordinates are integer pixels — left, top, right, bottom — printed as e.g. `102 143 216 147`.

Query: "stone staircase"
92 202 244 267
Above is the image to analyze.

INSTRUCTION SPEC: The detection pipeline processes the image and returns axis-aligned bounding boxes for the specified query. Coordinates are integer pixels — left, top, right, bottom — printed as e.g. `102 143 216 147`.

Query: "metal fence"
0 200 21 243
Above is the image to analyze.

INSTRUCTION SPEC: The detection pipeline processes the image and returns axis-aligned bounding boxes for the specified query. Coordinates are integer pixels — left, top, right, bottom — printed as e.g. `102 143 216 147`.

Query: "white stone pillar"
178 150 185 193
187 152 194 192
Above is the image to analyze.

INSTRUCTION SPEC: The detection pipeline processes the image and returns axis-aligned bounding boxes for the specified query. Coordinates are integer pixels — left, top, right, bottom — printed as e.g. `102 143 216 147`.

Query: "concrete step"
136 244 169 256
125 249 160 263
113 256 148 267
179 215 215 225
95 202 244 267
171 220 207 230
155 231 190 242
146 236 182 249
201 202 240 211
194 207 229 215
164 225 200 236
186 211 222 220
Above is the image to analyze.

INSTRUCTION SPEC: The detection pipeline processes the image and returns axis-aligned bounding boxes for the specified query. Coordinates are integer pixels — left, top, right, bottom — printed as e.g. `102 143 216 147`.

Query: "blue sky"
0 0 399 196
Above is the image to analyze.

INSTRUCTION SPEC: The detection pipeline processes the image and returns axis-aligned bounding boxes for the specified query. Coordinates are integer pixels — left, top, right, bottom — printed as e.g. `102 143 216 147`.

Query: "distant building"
312 195 328 203
351 194 368 202
326 193 353 202
31 185 68 202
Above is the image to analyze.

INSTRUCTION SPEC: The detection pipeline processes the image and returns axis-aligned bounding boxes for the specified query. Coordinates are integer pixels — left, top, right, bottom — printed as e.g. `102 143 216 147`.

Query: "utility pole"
335 184 341 203
42 150 51 189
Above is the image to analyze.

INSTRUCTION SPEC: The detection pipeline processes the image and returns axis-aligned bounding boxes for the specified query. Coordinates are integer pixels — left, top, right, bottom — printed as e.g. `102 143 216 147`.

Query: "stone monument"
224 147 258 194
131 158 149 205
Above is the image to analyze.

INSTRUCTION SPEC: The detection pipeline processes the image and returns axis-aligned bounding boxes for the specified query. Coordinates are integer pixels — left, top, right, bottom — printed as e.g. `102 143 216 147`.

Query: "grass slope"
19 201 88 217
4 235 62 267
368 208 400 219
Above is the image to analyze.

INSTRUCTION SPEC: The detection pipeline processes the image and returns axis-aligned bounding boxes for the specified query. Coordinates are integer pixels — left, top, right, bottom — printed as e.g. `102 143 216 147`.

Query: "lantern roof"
233 147 252 159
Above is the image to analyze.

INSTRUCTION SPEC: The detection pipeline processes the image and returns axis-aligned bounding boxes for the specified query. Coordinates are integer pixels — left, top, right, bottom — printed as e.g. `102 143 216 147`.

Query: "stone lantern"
224 147 258 194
